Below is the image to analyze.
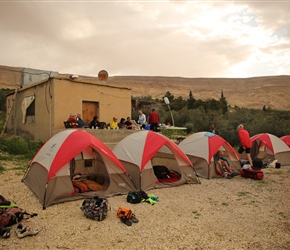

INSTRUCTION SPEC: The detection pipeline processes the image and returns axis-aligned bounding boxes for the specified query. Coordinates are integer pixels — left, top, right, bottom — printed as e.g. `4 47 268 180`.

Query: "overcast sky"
0 0 289 78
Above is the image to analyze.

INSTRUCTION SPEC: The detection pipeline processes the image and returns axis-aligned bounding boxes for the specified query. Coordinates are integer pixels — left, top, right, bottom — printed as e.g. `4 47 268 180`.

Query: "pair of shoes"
15 223 40 238
120 217 132 226
120 214 139 226
0 227 10 239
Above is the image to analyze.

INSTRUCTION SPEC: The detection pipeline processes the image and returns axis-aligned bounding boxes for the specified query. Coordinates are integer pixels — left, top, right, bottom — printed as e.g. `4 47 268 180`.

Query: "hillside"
1 65 289 110
108 75 290 111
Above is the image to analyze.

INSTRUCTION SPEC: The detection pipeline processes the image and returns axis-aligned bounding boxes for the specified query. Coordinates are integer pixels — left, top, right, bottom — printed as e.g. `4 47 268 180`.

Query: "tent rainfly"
280 135 290 148
178 132 241 179
251 133 290 166
112 130 200 191
22 129 135 208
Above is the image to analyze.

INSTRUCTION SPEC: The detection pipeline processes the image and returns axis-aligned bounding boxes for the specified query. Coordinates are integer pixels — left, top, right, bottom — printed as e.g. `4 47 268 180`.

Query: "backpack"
80 196 108 221
0 207 24 227
252 158 263 170
127 190 149 204
241 168 264 180
153 165 170 179
0 195 18 209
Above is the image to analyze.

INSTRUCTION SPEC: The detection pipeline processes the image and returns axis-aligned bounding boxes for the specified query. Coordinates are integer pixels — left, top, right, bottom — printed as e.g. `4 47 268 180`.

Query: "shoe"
130 214 139 223
0 227 10 239
15 224 40 238
231 171 240 177
225 175 232 179
120 217 132 226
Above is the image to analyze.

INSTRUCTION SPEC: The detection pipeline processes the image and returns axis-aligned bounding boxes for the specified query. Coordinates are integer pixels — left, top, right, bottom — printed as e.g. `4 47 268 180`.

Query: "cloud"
0 1 289 78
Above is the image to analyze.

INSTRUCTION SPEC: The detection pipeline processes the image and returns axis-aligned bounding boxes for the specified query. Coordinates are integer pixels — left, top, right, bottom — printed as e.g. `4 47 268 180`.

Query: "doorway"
82 101 99 126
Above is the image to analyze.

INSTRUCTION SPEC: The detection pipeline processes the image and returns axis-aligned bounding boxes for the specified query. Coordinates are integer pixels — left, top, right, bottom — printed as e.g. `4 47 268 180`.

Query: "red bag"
241 168 264 180
0 207 24 227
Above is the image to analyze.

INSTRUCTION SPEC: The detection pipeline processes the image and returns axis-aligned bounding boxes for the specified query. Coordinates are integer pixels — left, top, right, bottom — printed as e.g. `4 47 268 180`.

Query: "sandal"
15 224 40 238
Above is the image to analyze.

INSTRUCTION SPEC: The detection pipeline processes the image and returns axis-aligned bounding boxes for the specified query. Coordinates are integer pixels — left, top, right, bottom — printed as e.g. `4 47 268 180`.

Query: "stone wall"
52 128 140 149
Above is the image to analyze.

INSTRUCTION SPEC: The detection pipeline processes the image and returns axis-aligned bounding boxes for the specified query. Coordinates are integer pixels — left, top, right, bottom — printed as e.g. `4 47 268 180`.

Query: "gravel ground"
1 166 290 250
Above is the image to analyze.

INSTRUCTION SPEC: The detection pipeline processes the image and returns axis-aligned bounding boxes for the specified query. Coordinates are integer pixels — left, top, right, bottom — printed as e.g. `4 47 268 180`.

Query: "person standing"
212 124 219 135
237 124 253 167
138 110 146 129
148 108 159 132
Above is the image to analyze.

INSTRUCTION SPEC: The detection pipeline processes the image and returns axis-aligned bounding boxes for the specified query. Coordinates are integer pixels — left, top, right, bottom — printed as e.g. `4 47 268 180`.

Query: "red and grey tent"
22 129 135 208
112 130 199 191
178 132 241 179
251 133 290 165
281 135 290 148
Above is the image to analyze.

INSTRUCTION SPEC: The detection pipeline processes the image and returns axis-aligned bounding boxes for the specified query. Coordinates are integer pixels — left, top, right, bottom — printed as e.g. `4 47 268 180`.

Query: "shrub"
1 136 43 159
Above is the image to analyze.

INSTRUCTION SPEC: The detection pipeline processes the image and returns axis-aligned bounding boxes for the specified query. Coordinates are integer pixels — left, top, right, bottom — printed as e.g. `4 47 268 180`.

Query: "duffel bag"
241 168 264 180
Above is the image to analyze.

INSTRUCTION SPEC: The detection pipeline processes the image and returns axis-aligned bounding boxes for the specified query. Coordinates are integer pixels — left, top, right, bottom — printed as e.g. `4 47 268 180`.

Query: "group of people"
213 123 253 179
110 108 158 131
66 113 84 128
66 108 160 132
66 110 155 131
109 117 134 130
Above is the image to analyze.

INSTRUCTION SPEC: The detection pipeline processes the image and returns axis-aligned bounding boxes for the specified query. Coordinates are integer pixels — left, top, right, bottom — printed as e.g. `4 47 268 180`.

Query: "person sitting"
125 117 133 129
67 113 78 128
110 117 118 129
214 150 236 178
76 113 84 128
118 118 126 129
98 122 107 129
89 116 99 129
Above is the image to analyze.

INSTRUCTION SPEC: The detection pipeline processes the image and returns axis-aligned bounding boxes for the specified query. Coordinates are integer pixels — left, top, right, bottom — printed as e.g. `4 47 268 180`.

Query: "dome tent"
251 133 290 166
112 130 199 191
178 132 241 179
22 129 135 208
280 135 290 148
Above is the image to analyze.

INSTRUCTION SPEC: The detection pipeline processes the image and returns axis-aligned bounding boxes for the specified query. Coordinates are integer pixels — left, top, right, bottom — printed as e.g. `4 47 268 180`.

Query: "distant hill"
1 65 289 110
108 75 290 111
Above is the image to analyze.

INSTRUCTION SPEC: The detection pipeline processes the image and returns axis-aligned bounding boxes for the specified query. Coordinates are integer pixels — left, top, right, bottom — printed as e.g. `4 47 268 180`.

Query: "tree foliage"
139 90 290 147
0 88 11 111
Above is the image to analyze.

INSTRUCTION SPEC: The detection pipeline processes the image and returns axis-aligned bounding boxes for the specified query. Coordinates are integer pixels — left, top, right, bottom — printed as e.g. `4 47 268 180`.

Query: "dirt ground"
1 166 290 250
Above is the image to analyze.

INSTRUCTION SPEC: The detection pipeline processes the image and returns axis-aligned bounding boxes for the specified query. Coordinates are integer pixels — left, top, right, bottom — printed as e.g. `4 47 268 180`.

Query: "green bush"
0 136 43 159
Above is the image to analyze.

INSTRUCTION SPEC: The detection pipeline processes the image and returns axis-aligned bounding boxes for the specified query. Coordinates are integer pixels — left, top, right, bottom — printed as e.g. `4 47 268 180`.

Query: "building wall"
53 78 132 130
6 77 132 142
6 80 52 141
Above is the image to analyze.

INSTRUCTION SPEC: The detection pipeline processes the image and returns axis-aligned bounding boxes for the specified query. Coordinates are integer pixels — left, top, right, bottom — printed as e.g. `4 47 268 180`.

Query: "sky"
0 0 289 78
